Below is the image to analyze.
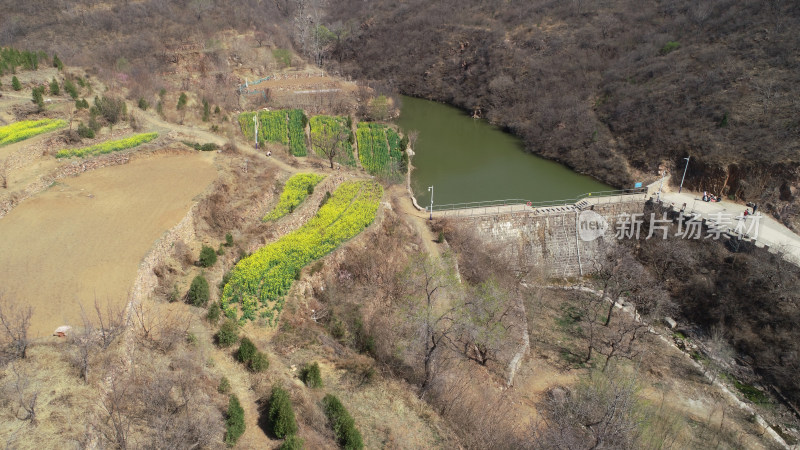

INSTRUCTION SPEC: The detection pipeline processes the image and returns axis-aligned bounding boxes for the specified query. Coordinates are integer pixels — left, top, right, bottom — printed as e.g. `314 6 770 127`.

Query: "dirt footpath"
0 153 217 337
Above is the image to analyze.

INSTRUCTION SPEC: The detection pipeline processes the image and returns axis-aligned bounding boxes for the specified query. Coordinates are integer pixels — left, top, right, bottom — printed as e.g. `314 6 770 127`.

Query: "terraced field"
0 119 67 147
238 109 307 156
221 180 382 324
263 173 325 221
55 132 158 158
356 122 405 176
0 153 216 336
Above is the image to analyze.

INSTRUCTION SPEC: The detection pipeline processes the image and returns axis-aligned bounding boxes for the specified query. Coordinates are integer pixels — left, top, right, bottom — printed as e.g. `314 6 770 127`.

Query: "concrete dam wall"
449 200 645 277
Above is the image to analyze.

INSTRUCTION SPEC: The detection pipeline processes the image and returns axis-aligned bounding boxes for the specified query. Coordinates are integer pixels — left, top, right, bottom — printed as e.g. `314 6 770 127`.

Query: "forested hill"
326 0 800 224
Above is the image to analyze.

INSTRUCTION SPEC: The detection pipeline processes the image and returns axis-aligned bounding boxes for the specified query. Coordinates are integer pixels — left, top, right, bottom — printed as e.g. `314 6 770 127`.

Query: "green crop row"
386 128 404 161
263 173 325 221
357 122 398 175
261 110 289 144
221 180 382 324
55 132 158 158
238 112 257 141
288 109 308 156
237 110 288 145
238 109 308 155
309 115 356 166
0 119 67 147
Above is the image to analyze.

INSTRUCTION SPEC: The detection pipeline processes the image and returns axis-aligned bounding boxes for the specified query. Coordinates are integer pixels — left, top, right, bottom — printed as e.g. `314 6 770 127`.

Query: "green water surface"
398 96 610 206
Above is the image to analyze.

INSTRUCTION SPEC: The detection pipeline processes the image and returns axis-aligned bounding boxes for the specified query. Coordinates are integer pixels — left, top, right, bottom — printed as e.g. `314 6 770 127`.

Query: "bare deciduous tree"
311 121 350 169
70 299 127 383
591 245 648 327
132 299 191 352
533 368 641 449
402 253 459 398
457 280 513 366
10 363 38 426
0 295 33 363
100 373 131 449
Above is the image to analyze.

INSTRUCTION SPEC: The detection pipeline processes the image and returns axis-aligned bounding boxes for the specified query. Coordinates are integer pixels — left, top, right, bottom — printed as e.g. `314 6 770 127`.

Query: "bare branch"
0 294 33 364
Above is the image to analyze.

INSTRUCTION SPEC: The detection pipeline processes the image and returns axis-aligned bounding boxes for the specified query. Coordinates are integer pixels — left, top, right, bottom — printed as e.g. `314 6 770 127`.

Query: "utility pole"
253 113 258 149
428 186 434 220
679 156 690 193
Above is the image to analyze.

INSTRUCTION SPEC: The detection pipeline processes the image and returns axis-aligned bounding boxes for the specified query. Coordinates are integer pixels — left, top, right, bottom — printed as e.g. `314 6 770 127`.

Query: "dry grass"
0 344 101 448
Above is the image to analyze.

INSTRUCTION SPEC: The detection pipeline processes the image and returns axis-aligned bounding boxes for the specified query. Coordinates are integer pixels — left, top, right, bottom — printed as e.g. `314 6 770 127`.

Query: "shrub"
182 140 219 151
64 79 78 99
94 95 127 125
225 232 234 247
52 54 63 70
718 112 729 128
273 48 292 68
661 41 681 55
300 362 323 388
199 244 217 267
236 337 257 363
87 115 100 132
168 284 180 303
250 351 270 372
49 78 60 95
225 395 246 446
218 376 231 394
322 394 363 450
177 92 187 110
268 386 298 438
279 435 304 450
138 97 149 110
187 274 210 307
215 105 221 114
77 122 95 139
216 319 239 347
11 76 21 91
76 98 89 109
207 302 221 323
32 86 45 109
202 99 210 122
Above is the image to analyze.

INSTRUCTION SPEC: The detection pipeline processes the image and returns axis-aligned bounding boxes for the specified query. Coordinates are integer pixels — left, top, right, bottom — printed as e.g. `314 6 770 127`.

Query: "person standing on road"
753 203 758 214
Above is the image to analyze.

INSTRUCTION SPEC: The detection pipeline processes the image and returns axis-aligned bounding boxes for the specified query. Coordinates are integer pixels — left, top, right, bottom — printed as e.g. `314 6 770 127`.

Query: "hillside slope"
324 0 800 225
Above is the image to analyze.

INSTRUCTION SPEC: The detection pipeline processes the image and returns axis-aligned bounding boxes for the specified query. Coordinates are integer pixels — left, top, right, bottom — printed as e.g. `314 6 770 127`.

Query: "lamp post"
678 156 690 193
428 186 434 220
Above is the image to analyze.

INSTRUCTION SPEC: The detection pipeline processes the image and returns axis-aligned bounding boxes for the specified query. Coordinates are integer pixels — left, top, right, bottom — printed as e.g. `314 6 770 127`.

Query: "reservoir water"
398 96 611 206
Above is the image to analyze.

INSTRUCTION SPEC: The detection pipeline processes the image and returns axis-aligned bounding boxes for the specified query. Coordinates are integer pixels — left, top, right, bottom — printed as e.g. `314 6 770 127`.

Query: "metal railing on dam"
428 188 649 218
